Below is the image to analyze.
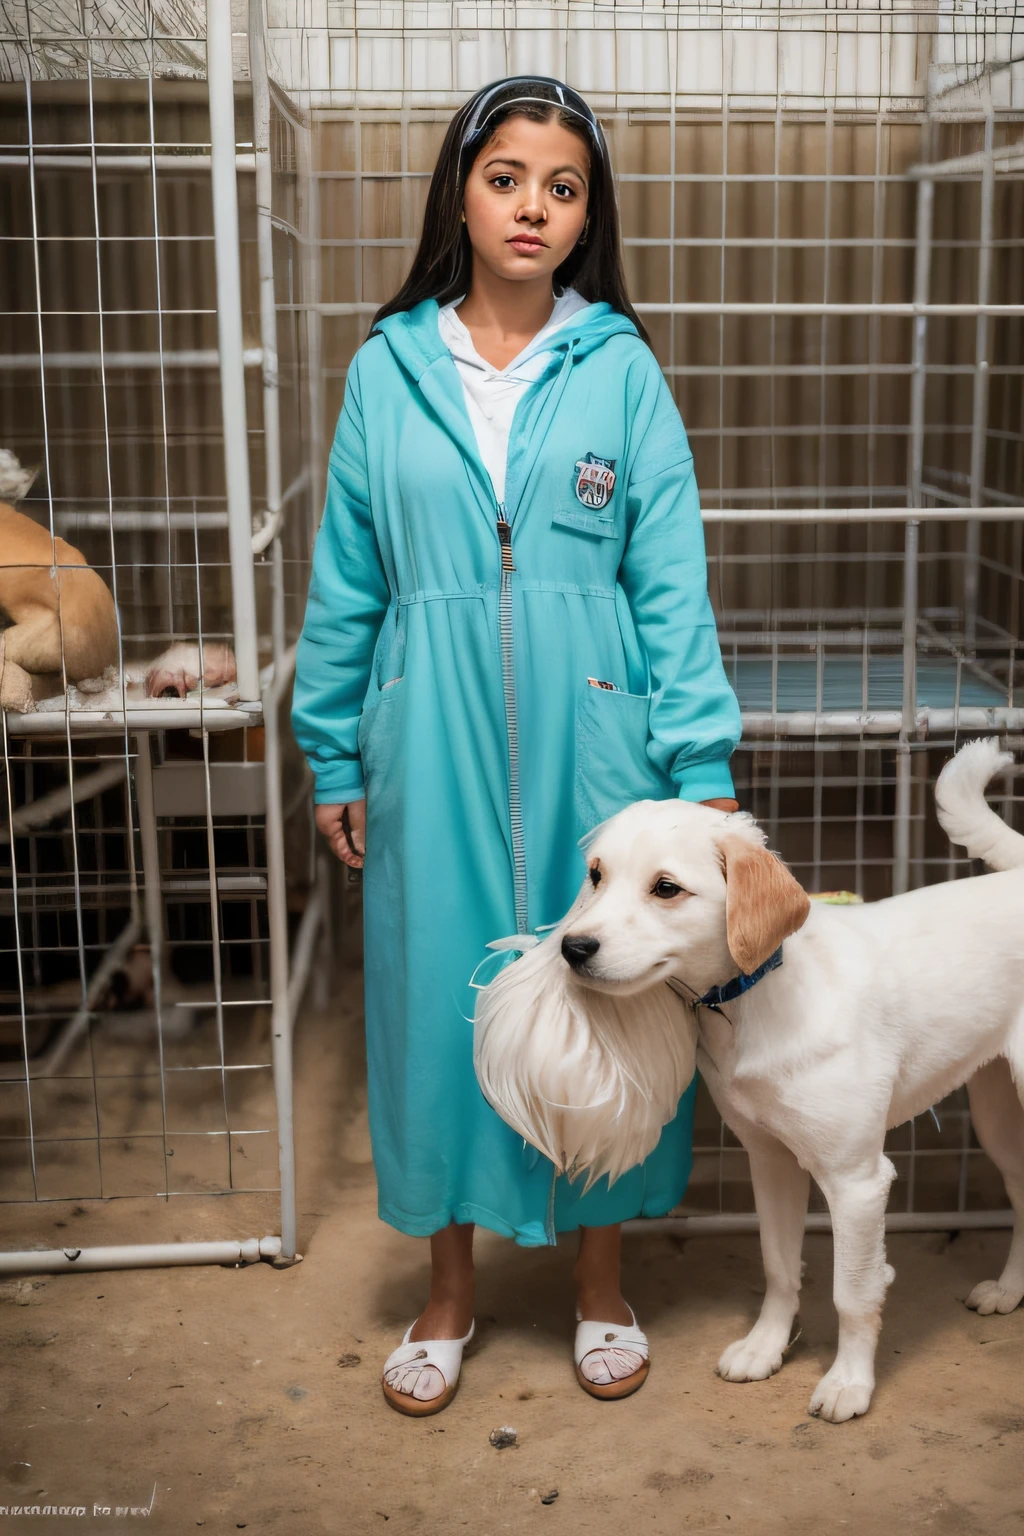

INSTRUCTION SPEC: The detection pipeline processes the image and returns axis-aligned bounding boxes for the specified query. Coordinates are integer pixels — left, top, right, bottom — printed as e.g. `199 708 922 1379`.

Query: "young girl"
292 75 742 1416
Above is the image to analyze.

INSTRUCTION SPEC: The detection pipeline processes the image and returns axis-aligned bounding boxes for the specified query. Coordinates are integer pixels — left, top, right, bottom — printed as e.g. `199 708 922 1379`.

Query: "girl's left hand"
700 798 739 812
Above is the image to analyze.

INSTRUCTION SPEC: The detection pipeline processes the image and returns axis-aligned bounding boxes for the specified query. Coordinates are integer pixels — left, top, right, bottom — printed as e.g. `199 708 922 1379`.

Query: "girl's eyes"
490 175 576 198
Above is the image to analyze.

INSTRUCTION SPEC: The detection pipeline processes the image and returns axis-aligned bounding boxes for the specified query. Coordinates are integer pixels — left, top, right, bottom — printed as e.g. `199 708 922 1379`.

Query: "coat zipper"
495 341 579 1245
497 507 558 1243
492 339 579 945
495 503 529 938
545 1162 558 1246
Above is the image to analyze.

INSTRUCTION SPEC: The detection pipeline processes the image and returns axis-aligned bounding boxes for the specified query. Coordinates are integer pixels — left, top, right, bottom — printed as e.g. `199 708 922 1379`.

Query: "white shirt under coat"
437 286 595 505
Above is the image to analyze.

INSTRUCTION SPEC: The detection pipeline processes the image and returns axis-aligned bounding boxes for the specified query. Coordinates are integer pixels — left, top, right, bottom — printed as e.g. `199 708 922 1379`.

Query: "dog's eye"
652 879 685 900
588 867 602 888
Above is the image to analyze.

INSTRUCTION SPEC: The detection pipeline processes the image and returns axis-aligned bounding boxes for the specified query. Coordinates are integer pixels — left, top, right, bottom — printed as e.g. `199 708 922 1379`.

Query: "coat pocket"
551 500 618 539
574 681 671 837
356 670 406 839
374 602 408 690
357 604 408 802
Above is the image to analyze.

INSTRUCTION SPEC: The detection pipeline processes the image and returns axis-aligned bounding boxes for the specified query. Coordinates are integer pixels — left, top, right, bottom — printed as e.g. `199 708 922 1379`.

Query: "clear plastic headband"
459 75 605 159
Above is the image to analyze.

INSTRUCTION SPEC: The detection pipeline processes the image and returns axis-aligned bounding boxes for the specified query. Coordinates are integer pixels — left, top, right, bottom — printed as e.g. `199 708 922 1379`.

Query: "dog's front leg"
0 630 37 713
810 1155 896 1423
717 1131 809 1383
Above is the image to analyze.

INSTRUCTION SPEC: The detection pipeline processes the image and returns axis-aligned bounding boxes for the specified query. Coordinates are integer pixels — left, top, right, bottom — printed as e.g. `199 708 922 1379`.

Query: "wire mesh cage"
248 1 1023 1229
1 1 1022 1257
0 1 327 1271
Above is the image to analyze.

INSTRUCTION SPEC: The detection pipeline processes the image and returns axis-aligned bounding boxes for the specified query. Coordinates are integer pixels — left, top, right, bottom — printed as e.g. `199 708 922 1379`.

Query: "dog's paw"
0 675 36 714
965 1278 1024 1315
145 666 196 699
716 1331 787 1382
808 1369 873 1423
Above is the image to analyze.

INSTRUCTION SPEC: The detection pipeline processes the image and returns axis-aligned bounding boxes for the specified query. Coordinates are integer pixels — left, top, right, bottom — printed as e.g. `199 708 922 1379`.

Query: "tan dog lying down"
0 453 119 712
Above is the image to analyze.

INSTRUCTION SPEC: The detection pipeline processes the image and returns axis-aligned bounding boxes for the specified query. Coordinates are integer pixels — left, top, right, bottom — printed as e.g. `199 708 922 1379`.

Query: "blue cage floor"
722 655 1008 713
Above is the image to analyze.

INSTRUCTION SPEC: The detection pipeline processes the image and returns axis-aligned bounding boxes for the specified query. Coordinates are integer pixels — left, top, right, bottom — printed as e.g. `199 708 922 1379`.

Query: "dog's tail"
935 738 1023 871
0 449 38 504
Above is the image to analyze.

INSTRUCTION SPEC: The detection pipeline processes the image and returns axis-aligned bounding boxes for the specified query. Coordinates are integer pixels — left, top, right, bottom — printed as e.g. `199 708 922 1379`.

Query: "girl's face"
461 113 590 286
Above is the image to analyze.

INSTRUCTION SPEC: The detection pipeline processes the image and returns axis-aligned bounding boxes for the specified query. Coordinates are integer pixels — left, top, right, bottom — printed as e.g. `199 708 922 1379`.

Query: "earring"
461 211 466 223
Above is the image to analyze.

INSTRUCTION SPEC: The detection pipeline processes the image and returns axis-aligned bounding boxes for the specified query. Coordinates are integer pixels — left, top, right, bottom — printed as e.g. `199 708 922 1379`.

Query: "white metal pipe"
261 642 298 712
301 165 1015 184
4 703 262 737
739 709 1024 736
0 351 262 370
286 884 324 1022
893 518 921 895
132 734 170 1155
285 301 1024 319
624 1211 1014 1238
0 1237 284 1276
0 153 257 171
894 744 913 897
251 469 311 554
311 854 333 1013
700 507 1023 524
293 87 324 523
907 142 1024 179
54 511 229 531
262 648 298 1261
966 109 996 656
249 0 283 562
207 3 259 704
133 730 165 994
909 178 934 513
922 480 1024 510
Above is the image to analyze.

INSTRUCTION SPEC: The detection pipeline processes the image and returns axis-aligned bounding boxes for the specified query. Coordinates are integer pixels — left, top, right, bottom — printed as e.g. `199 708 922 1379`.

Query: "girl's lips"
508 237 545 252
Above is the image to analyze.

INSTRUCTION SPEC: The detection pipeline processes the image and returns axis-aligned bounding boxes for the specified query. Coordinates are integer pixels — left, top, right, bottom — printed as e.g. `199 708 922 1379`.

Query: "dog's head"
473 909 699 1190
473 801 809 1188
563 799 810 996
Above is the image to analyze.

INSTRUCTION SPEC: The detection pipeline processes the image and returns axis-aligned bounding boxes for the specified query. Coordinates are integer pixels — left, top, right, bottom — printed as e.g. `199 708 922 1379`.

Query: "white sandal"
381 1317 475 1417
574 1305 650 1400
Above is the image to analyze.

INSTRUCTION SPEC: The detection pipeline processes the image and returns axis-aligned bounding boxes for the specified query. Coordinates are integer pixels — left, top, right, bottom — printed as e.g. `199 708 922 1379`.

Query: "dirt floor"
3 921 1024 1536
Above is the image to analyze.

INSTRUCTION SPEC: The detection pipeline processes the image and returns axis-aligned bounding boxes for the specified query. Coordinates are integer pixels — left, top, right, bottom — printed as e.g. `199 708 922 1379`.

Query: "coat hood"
368 295 641 383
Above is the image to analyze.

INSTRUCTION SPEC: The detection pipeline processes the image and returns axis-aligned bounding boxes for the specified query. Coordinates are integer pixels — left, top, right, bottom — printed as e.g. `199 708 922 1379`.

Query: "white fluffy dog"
474 738 1024 1423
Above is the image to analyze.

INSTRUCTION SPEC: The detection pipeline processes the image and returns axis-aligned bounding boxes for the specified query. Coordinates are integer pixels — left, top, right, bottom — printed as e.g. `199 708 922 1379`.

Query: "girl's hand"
315 800 366 869
700 797 739 813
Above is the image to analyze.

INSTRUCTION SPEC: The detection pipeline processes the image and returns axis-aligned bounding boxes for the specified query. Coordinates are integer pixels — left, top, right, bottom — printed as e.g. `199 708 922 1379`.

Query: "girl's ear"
715 834 810 975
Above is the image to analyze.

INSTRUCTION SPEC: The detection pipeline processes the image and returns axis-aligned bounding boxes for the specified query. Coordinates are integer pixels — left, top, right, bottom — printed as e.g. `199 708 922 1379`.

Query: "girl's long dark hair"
368 78 651 350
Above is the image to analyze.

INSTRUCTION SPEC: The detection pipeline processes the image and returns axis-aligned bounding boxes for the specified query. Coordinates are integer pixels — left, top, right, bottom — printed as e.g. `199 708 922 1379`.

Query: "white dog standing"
474 738 1024 1422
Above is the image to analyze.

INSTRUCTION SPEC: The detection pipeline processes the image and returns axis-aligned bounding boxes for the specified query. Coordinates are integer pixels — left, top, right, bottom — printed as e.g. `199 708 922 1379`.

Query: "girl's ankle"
574 1282 632 1325
409 1294 474 1341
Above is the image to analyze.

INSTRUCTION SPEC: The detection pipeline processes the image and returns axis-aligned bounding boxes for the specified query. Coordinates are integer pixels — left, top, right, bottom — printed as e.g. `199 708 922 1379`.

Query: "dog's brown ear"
717 834 811 975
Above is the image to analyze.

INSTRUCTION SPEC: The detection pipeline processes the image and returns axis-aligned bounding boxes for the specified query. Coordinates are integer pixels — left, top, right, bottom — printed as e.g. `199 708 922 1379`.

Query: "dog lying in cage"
0 450 237 712
143 640 237 700
0 450 119 712
474 737 1024 1423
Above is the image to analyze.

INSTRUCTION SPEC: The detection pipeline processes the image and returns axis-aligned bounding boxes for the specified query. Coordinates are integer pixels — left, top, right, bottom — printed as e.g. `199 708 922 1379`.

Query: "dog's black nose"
561 934 600 969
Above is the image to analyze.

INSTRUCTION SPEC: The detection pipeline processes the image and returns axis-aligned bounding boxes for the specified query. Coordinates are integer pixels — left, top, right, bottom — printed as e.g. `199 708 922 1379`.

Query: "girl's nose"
517 193 546 224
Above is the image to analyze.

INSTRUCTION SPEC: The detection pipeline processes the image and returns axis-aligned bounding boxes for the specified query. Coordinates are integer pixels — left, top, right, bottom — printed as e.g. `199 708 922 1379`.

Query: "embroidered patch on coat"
573 452 616 510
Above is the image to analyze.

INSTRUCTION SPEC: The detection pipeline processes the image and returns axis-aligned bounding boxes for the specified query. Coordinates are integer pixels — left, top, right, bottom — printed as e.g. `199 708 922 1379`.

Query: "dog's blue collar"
693 946 784 1014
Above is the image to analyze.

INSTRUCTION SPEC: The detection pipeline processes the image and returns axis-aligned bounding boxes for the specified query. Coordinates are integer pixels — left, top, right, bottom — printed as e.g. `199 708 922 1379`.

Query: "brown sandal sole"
575 1357 651 1400
381 1377 460 1416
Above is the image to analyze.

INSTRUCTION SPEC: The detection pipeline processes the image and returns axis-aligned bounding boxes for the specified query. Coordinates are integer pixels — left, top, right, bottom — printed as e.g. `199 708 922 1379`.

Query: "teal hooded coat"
292 296 742 1246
